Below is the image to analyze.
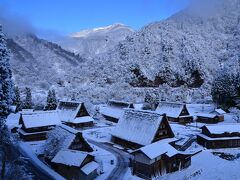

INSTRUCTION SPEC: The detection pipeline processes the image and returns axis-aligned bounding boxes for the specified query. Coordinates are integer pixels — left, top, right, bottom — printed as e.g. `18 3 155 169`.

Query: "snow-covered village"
1 0 240 180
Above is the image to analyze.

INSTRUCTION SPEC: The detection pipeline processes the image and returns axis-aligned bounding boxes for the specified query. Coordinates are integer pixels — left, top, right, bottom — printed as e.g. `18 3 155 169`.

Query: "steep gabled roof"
57 101 90 123
112 109 168 146
41 124 92 158
20 111 61 129
155 102 186 118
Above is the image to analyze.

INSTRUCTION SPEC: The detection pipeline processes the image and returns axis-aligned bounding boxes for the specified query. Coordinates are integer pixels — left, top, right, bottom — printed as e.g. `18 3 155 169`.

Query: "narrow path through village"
88 139 130 180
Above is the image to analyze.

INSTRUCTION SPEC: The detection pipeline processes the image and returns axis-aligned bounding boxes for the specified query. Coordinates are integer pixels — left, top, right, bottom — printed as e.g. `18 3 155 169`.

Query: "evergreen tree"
45 89 57 110
0 25 14 179
0 25 13 119
13 86 22 112
211 69 238 108
144 91 159 110
23 87 33 109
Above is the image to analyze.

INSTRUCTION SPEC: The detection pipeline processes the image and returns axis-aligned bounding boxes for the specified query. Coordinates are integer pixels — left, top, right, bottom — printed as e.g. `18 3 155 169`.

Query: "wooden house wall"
53 162 97 180
76 104 90 117
197 135 240 149
132 153 191 179
22 125 52 133
19 131 47 141
180 105 190 116
178 116 193 124
69 133 93 152
134 152 152 165
112 136 142 149
202 127 240 138
153 118 174 142
103 115 119 123
66 121 94 128
197 116 219 124
163 154 191 173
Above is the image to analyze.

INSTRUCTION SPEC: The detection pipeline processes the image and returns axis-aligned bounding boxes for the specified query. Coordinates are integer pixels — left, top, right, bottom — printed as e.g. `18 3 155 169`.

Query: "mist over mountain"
55 23 133 58
2 0 240 105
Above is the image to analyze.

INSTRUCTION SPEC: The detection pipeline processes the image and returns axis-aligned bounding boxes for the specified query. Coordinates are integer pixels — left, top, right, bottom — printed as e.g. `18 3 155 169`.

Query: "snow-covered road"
88 139 130 180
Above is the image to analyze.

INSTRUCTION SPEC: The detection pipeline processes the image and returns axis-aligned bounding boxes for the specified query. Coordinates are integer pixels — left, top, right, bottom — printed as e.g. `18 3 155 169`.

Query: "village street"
87 139 130 180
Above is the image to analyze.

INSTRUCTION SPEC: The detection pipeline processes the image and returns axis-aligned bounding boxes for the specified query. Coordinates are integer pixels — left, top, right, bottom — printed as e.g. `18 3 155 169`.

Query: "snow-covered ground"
161 148 240 180
5 110 240 180
90 143 116 180
83 126 114 143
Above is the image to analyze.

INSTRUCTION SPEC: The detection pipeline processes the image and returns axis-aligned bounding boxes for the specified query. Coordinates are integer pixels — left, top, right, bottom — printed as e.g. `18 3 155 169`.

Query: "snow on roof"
81 161 99 175
196 113 217 118
52 150 89 167
136 138 178 159
21 111 61 129
40 125 85 158
155 102 185 118
68 116 94 124
58 124 80 134
214 109 226 115
198 134 240 141
203 124 240 134
186 104 215 116
132 104 144 110
112 109 165 146
57 101 82 122
100 106 124 119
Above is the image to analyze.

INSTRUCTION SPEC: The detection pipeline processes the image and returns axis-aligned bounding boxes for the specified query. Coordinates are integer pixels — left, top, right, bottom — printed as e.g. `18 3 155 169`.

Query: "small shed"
112 109 174 149
197 124 240 149
52 150 99 180
18 111 61 141
155 102 193 123
57 101 94 128
131 138 191 179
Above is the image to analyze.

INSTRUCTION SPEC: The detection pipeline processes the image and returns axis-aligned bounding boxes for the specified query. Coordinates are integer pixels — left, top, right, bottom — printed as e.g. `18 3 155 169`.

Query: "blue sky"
1 0 191 35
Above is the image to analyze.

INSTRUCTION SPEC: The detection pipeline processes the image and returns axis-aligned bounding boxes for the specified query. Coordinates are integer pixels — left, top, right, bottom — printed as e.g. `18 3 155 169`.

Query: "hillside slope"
5 0 240 104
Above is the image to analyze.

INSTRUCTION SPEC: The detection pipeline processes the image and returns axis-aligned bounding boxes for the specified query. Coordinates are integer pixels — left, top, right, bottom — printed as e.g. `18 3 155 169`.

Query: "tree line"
13 86 58 112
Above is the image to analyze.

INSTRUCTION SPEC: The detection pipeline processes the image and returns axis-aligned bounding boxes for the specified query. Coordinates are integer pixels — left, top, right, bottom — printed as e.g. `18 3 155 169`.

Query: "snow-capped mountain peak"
56 23 133 57
70 23 133 38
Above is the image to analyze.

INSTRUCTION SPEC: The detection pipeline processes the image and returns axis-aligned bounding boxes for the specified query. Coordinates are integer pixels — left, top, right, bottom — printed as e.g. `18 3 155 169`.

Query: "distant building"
51 150 99 180
186 104 215 116
195 108 226 124
131 138 191 179
112 109 174 149
155 102 193 123
197 124 240 149
100 100 133 123
18 111 61 141
196 113 224 124
57 101 94 128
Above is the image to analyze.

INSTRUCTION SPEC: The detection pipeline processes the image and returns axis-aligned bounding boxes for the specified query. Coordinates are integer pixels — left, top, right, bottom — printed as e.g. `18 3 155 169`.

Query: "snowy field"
162 148 240 180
